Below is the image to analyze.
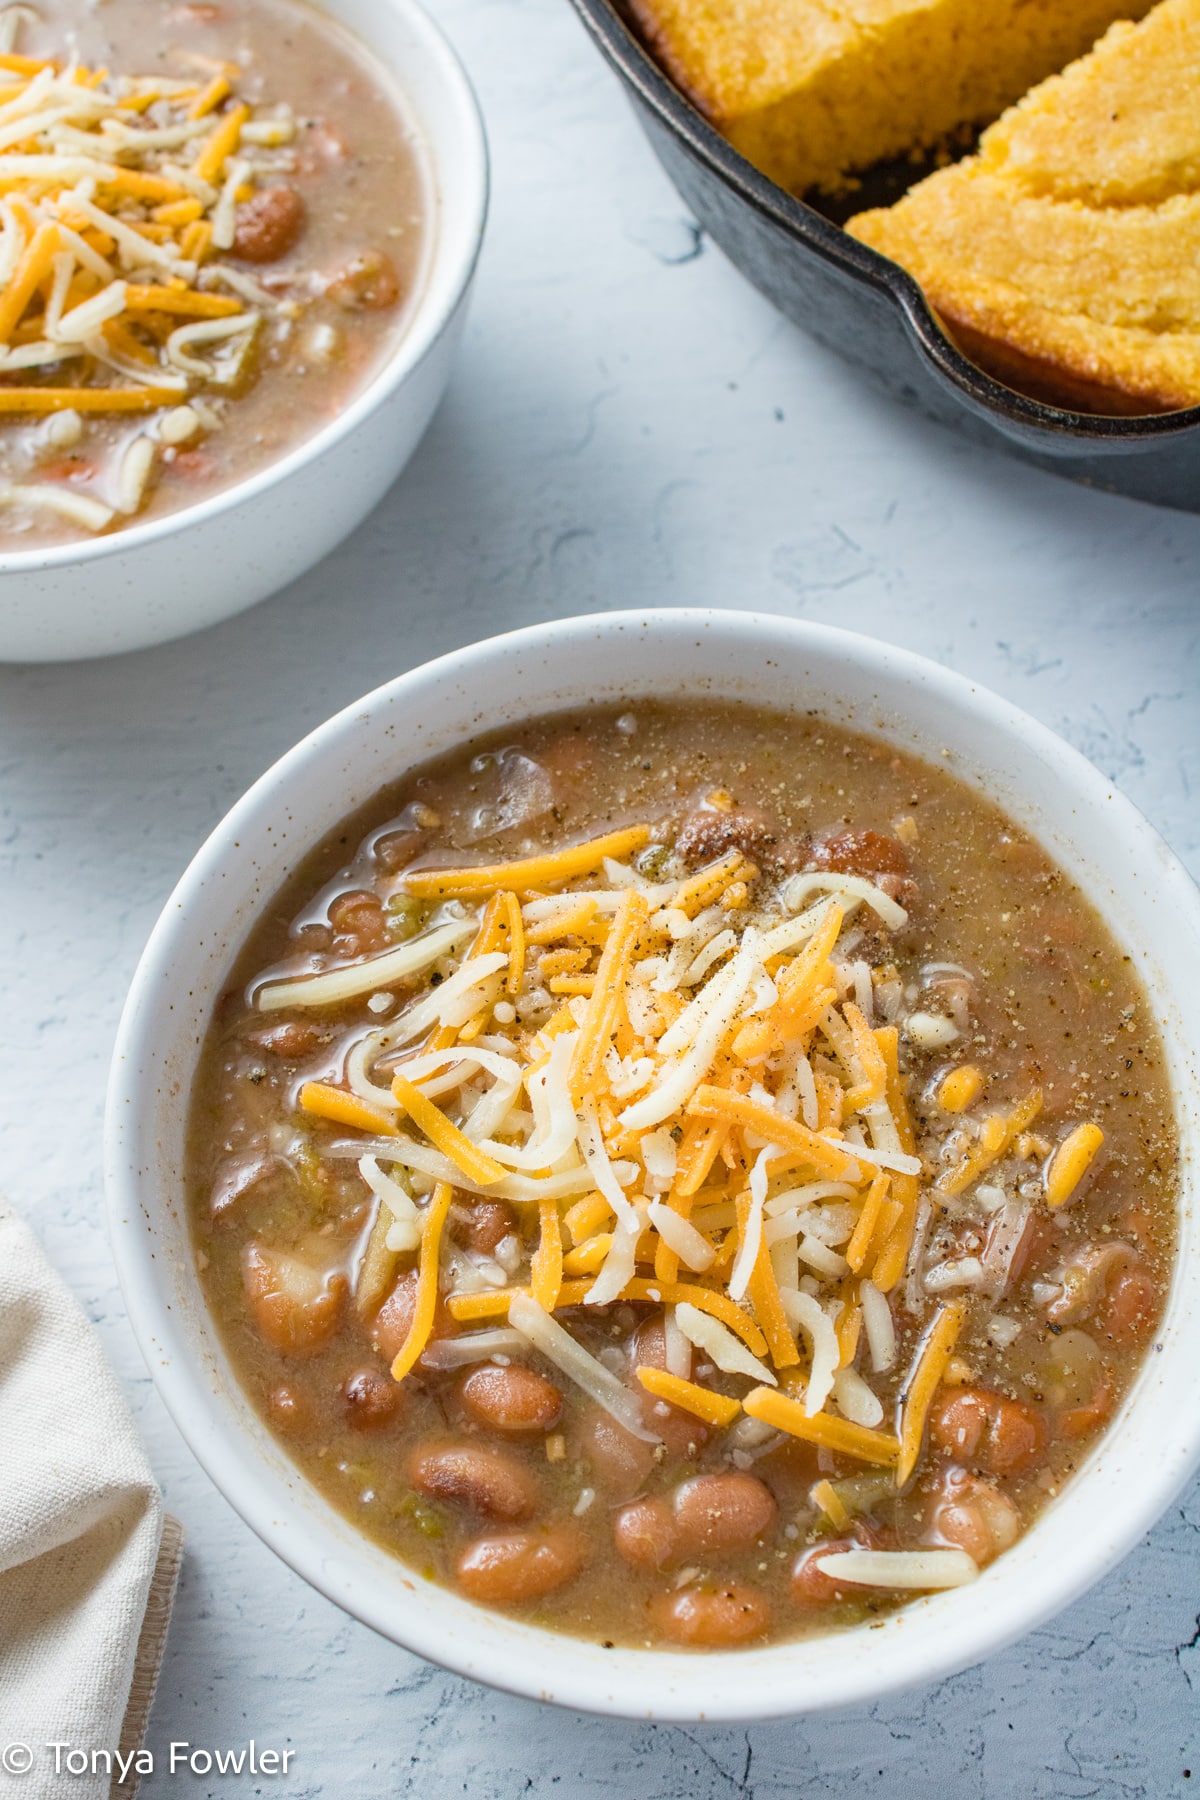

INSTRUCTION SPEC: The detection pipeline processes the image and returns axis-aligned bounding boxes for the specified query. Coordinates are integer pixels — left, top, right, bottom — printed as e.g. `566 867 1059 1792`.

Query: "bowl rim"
0 0 489 575
565 0 1200 447
106 606 1200 1720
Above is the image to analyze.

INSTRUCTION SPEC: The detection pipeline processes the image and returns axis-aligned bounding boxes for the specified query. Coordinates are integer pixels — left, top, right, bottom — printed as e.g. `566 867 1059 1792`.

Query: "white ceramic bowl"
0 0 487 664
106 609 1200 1720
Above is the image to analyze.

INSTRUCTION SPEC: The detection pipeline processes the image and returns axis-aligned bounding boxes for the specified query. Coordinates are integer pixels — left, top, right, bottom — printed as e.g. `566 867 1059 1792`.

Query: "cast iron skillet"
567 0 1200 513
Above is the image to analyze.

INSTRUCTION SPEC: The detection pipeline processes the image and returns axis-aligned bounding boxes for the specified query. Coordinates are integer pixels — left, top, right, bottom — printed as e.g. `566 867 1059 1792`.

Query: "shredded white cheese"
508 1294 659 1442
674 1301 775 1386
815 1548 979 1589
256 918 477 1013
781 1290 838 1415
860 1279 897 1373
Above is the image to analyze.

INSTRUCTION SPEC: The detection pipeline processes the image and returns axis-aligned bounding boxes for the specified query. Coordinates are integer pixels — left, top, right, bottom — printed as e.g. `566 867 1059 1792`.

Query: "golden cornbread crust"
629 0 1152 196
848 0 1200 413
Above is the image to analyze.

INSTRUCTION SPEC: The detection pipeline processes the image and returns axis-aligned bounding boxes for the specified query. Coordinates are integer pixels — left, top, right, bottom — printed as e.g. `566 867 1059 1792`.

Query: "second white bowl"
0 0 488 664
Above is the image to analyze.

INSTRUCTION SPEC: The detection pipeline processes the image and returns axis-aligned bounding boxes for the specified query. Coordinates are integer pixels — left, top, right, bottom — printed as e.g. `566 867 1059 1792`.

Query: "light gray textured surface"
2 0 1199 1792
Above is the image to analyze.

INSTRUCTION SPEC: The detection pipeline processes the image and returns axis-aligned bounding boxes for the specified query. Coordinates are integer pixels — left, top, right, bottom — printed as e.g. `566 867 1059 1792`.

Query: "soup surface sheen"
0 0 428 546
189 702 1176 1651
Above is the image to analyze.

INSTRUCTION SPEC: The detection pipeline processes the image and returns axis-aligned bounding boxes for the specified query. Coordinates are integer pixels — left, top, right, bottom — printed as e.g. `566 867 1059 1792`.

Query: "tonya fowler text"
35 1741 296 1779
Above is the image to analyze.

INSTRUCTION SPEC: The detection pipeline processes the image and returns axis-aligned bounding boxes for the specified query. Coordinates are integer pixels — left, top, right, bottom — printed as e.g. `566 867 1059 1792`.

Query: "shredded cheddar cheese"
0 16 302 533
299 1080 397 1138
388 1181 453 1381
744 1387 901 1466
897 1300 965 1485
636 1365 742 1428
271 814 1110 1508
1046 1122 1105 1207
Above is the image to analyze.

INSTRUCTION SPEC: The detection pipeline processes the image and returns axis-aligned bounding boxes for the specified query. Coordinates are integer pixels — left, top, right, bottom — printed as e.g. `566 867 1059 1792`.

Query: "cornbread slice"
629 0 1152 195
847 0 1200 412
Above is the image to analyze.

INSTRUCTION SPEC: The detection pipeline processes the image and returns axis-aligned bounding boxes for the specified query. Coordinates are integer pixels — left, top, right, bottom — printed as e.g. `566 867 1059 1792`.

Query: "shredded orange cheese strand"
743 1387 901 1466
636 1366 742 1428
0 385 182 413
0 220 59 341
525 896 599 944
939 1090 1043 1197
443 1275 768 1354
193 99 250 183
389 1182 453 1381
570 888 647 1101
637 1280 767 1356
500 889 526 996
403 826 652 898
811 1477 850 1528
869 1028 922 1293
299 1081 397 1137
390 1073 508 1187
531 1194 564 1311
674 1113 733 1198
938 1064 984 1113
687 1086 862 1180
1046 1122 1104 1207
671 851 743 918
736 1189 799 1369
897 1300 965 1485
845 1170 889 1274
563 1191 612 1244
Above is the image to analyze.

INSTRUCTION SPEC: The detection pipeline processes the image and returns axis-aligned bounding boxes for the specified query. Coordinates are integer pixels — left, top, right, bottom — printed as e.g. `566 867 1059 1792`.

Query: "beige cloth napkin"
0 1201 181 1800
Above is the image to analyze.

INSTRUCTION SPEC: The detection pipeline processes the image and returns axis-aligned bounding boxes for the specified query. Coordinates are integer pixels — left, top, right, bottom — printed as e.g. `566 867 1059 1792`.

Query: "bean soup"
188 702 1176 1650
0 0 428 544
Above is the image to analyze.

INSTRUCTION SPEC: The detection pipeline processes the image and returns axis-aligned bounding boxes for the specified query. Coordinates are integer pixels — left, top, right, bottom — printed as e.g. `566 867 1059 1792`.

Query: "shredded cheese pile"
0 5 298 532
261 816 1106 1500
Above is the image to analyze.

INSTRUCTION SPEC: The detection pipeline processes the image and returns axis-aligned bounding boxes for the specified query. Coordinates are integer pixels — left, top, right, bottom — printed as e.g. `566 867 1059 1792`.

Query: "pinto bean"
653 1581 771 1647
457 1199 517 1255
631 1316 708 1454
372 1267 453 1368
457 1528 585 1605
243 1243 344 1355
672 1472 777 1557
932 1469 1021 1566
456 1364 562 1434
1059 1376 1113 1439
675 806 780 869
929 1387 1046 1477
1097 1265 1157 1344
341 1366 400 1429
807 829 909 878
266 1382 312 1434
1046 1243 1136 1326
576 1407 655 1500
410 1443 538 1521
374 828 426 875
327 248 402 311
328 888 388 957
244 1020 330 1060
614 1497 678 1572
210 1151 286 1221
234 185 306 262
790 1539 873 1607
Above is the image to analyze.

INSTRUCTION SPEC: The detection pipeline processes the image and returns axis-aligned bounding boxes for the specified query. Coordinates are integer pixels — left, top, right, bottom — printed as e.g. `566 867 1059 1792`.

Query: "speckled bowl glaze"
106 608 1200 1720
0 0 487 663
